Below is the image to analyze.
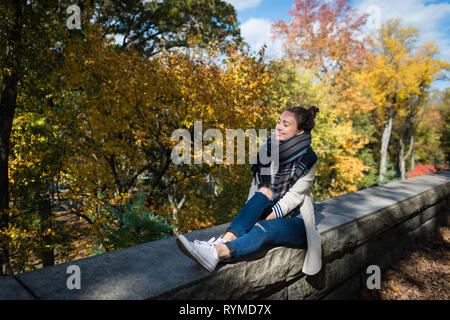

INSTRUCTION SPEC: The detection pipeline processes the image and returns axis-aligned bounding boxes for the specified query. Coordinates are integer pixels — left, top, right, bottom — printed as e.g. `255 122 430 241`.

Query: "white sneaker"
193 236 226 246
176 234 220 272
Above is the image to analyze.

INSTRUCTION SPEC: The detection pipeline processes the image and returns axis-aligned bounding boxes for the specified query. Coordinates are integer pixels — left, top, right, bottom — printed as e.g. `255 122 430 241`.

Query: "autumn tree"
43 29 273 253
272 0 368 82
413 88 450 169
363 19 448 182
271 0 375 196
438 89 450 164
94 0 243 56
0 0 72 275
0 0 246 273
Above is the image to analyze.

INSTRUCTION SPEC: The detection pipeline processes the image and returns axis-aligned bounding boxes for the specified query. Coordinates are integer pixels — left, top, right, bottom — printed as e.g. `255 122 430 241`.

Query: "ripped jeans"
224 191 307 259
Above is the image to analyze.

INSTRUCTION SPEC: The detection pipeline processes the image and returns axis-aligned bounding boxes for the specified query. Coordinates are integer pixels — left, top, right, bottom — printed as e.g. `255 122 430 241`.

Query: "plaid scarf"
251 131 318 203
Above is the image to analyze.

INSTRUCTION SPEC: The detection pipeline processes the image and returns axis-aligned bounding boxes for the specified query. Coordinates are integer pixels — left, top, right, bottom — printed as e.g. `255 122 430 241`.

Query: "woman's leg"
223 187 273 241
219 216 307 260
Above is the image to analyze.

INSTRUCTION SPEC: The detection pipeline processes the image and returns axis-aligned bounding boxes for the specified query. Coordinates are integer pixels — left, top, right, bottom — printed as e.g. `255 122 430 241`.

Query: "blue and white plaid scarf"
251 131 318 203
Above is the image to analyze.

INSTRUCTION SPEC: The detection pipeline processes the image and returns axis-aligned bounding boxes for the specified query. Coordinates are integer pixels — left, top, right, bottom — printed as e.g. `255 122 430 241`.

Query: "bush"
407 163 449 179
94 193 176 253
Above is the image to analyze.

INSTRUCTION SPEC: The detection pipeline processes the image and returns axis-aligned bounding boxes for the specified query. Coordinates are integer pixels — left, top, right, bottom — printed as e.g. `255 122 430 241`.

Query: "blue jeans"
224 191 307 259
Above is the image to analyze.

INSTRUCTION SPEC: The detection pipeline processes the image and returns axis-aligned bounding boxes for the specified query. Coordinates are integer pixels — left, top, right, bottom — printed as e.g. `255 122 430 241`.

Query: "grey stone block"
400 199 448 232
314 202 355 234
324 172 450 220
155 245 307 300
284 208 448 300
0 277 34 300
330 182 450 246
321 273 361 300
16 222 231 300
408 213 447 240
320 216 358 259
285 242 368 300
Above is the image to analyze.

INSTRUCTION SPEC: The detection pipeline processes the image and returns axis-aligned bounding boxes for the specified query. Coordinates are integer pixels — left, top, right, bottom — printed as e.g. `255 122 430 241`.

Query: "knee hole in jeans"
257 187 273 201
255 222 266 233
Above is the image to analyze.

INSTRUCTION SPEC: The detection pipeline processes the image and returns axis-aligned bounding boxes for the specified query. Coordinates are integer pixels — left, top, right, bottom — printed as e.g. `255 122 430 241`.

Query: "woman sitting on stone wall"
176 106 322 275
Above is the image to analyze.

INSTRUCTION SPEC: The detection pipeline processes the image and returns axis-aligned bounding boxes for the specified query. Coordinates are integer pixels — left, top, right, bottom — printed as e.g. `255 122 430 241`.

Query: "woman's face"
275 111 304 141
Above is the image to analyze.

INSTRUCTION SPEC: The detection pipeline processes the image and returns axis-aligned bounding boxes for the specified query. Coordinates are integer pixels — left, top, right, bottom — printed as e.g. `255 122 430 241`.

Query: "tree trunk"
0 0 23 276
39 193 54 267
399 134 414 181
410 141 415 171
379 107 394 184
0 87 15 275
399 101 418 180
168 193 186 235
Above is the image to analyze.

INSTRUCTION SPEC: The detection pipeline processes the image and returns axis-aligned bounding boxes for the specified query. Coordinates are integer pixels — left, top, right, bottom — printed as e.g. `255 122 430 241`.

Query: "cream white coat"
247 163 322 275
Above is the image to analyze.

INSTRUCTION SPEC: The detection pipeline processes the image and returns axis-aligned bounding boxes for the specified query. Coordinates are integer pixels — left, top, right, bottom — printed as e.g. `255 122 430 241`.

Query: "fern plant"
94 193 176 253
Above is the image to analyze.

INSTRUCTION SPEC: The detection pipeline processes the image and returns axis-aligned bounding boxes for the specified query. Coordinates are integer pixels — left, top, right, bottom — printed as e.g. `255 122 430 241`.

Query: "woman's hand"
265 211 276 220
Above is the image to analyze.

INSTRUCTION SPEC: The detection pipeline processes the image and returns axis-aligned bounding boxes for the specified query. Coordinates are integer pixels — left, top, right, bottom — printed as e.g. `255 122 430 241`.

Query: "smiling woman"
276 107 318 141
176 106 322 275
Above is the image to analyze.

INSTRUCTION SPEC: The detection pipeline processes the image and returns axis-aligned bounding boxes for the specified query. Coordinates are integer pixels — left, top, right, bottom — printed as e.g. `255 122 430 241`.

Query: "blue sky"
224 0 450 90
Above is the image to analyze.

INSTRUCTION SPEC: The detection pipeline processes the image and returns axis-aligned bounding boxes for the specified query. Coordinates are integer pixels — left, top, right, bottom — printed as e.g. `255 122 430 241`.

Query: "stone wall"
1 171 449 300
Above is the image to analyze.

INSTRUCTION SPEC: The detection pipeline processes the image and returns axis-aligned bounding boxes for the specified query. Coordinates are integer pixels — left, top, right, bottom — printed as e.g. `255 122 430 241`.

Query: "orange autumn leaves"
271 0 447 195
271 0 376 196
55 32 275 233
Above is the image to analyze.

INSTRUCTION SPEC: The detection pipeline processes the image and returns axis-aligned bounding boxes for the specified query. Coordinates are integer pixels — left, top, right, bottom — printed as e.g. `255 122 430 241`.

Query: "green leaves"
95 193 176 252
94 0 242 56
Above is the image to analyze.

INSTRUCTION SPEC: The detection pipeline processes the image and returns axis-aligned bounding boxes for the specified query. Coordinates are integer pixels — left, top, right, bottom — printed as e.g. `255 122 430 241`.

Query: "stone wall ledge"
1 170 449 300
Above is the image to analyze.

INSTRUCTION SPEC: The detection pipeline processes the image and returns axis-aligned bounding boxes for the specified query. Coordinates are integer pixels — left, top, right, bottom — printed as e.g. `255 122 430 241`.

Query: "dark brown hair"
285 106 319 132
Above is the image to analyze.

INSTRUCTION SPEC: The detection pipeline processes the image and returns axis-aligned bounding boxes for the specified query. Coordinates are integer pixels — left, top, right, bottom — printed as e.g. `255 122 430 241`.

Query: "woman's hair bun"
285 105 319 132
308 106 319 119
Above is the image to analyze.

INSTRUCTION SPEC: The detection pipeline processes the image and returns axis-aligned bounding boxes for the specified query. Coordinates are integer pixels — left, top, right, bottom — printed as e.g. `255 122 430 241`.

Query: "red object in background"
407 163 449 178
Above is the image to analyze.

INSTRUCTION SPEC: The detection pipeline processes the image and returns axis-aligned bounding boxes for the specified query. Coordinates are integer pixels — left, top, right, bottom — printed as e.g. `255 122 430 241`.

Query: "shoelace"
193 237 217 246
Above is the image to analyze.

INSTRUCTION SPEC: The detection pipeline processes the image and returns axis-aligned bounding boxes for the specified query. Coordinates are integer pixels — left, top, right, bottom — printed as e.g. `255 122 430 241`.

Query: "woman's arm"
265 211 277 220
